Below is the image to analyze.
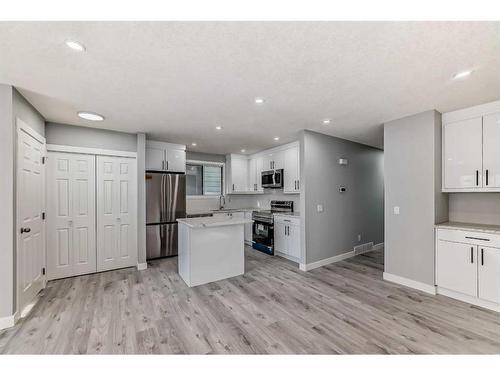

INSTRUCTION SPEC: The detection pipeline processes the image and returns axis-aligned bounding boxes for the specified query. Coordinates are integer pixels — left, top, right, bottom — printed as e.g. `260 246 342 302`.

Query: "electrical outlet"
394 206 400 215
317 204 324 213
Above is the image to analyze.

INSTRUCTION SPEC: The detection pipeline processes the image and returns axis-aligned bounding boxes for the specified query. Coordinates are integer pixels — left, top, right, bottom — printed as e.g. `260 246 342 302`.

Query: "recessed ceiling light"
273 137 280 141
77 111 104 121
323 119 331 125
241 149 246 153
65 40 86 52
215 125 223 130
255 97 265 105
191 143 197 146
453 70 473 80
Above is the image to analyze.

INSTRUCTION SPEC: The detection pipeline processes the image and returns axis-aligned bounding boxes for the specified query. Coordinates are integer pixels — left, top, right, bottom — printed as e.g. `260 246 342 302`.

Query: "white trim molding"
47 144 137 158
137 263 148 271
383 272 437 295
0 314 16 330
437 287 500 313
300 251 355 271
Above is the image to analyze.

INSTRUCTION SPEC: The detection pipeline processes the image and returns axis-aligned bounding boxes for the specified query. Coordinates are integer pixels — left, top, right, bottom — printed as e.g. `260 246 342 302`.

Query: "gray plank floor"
1 247 500 354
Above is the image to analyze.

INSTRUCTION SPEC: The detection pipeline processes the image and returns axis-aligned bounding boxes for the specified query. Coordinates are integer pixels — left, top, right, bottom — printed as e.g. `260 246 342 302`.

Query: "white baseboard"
300 250 355 271
0 314 16 330
383 272 436 295
137 262 148 271
299 242 385 272
437 287 500 313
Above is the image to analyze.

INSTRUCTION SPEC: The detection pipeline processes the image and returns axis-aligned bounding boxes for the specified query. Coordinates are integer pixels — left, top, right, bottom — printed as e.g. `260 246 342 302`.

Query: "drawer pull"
465 236 490 241
481 248 484 266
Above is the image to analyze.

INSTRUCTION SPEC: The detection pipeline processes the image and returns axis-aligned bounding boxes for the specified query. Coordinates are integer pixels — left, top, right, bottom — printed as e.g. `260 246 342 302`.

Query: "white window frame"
186 159 225 198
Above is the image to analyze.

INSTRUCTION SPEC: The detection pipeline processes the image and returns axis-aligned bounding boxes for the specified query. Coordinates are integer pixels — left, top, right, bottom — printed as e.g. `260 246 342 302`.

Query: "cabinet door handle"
166 160 169 170
297 180 299 190
481 248 484 266
476 170 479 186
232 184 235 191
486 170 489 186
162 160 165 169
470 247 474 263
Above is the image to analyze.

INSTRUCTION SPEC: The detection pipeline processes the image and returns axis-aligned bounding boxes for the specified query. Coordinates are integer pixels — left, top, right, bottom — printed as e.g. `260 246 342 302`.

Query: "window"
186 162 223 196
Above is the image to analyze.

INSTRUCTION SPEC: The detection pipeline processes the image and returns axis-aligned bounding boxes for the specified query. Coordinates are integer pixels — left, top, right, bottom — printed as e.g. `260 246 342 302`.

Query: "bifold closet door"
47 152 96 280
97 156 137 272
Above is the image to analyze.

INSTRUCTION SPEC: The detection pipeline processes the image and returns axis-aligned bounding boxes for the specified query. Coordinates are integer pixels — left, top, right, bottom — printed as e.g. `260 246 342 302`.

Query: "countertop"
177 216 253 229
435 221 500 235
186 208 258 216
273 212 301 218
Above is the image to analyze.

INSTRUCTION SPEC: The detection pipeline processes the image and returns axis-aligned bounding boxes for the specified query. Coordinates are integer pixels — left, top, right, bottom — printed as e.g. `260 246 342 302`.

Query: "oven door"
252 220 274 255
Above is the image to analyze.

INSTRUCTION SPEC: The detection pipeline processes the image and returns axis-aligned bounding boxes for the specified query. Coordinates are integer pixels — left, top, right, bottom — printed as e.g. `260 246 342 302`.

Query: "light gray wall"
449 193 500 225
0 85 15 318
45 122 137 151
137 133 147 264
13 89 45 137
384 110 448 286
301 130 384 265
186 151 225 163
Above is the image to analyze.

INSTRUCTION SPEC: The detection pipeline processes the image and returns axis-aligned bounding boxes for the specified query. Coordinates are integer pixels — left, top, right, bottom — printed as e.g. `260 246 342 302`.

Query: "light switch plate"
393 206 400 215
317 204 324 213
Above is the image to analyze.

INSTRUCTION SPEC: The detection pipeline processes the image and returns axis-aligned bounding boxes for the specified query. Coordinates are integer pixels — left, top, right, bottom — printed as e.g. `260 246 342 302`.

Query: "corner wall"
384 110 448 287
300 130 384 265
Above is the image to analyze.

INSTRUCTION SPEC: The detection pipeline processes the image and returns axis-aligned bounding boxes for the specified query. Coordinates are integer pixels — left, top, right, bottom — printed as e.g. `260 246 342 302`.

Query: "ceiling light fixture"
77 111 104 121
453 70 473 80
274 137 280 141
323 119 331 125
191 143 197 146
215 125 223 130
65 40 86 52
255 97 265 105
241 149 246 153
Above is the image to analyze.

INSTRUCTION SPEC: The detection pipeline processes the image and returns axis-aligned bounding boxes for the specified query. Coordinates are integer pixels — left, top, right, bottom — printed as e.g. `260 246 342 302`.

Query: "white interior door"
47 152 96 280
443 117 483 189
17 124 46 314
436 241 477 297
478 246 500 304
97 156 137 272
482 112 500 188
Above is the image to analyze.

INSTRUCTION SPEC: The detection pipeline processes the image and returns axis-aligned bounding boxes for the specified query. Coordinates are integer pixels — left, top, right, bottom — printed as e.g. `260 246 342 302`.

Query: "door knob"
20 227 31 234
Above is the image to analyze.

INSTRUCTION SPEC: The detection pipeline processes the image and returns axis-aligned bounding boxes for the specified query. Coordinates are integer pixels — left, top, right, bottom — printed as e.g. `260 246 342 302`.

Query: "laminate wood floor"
1 247 500 354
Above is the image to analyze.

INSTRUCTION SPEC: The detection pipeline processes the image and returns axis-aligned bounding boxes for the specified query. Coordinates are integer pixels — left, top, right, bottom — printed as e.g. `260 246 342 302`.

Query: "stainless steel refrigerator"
146 172 186 259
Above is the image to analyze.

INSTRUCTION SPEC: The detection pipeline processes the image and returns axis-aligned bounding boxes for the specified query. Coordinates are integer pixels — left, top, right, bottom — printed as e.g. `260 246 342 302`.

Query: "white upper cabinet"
262 150 284 171
145 140 186 173
443 117 483 190
226 154 249 193
283 145 300 193
442 99 500 192
482 112 500 188
248 156 264 192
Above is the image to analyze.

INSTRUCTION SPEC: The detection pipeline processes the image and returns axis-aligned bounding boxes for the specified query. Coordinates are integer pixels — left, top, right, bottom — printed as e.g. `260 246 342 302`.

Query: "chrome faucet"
219 195 226 210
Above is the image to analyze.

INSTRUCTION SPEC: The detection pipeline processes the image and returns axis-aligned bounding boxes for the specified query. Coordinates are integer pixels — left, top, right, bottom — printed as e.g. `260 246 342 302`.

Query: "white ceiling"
1 22 500 154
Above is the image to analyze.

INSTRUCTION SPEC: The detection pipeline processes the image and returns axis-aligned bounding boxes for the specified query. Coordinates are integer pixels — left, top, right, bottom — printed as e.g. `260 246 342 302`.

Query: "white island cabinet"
177 216 253 287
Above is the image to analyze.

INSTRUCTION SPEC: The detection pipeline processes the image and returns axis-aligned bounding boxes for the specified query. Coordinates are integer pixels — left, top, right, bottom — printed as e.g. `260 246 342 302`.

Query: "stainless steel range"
252 200 294 255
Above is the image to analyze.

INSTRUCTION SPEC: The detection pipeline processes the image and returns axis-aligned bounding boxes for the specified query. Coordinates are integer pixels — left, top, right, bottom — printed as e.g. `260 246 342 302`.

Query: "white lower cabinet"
436 227 500 310
97 156 138 272
274 215 301 261
436 240 477 297
478 246 500 304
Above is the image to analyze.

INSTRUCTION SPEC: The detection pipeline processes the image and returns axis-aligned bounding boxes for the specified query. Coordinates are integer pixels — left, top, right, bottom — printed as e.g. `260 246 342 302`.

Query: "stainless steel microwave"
261 169 283 189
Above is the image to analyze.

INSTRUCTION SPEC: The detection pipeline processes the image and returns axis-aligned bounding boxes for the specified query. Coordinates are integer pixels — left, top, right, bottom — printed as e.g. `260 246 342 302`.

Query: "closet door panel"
97 156 137 271
47 152 96 280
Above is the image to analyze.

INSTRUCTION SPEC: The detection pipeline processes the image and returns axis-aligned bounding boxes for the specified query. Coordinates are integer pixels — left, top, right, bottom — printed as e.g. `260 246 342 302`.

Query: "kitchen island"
177 215 253 287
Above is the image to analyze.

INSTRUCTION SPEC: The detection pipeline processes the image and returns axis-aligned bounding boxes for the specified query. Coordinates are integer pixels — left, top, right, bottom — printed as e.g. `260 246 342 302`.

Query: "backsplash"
187 190 300 213
448 193 500 225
